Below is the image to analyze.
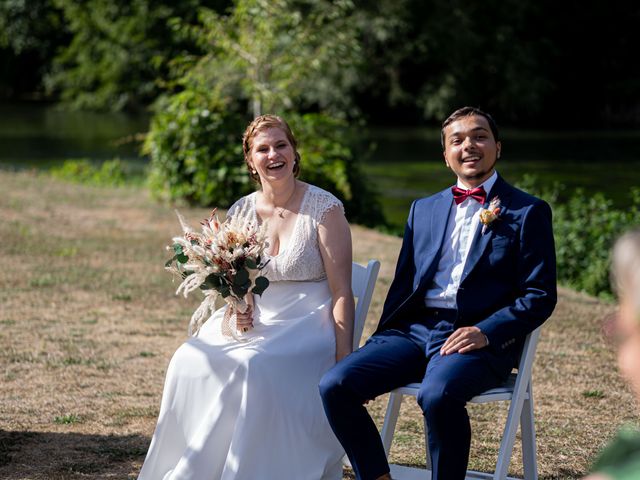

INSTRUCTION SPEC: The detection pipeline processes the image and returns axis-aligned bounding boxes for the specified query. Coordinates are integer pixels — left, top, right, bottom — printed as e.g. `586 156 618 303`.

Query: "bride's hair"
242 114 301 183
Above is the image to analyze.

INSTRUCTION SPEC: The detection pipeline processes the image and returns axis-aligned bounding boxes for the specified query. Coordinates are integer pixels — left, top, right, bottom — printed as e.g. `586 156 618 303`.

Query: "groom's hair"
441 107 499 149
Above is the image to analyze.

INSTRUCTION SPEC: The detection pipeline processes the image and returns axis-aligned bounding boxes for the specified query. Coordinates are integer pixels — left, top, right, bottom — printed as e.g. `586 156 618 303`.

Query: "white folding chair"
351 260 381 350
380 327 542 480
341 260 381 470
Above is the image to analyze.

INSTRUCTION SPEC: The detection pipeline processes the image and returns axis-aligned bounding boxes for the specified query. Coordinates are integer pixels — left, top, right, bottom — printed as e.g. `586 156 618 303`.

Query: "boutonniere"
479 196 501 234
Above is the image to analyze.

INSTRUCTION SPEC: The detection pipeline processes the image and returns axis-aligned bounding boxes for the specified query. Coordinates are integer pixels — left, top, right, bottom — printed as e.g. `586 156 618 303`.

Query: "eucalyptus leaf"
233 268 249 285
165 254 177 268
206 273 222 285
232 283 248 297
252 276 269 296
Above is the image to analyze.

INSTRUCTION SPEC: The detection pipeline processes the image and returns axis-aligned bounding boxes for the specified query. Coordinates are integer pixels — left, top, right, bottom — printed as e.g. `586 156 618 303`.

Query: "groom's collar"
455 170 498 195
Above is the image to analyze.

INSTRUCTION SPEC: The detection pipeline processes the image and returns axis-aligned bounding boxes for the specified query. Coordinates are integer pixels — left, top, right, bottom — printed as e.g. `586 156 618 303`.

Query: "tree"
176 0 364 118
46 0 231 112
146 0 385 226
0 0 68 98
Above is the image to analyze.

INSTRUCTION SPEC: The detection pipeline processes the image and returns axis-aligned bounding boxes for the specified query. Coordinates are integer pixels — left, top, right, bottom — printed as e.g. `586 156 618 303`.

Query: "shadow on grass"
0 429 149 479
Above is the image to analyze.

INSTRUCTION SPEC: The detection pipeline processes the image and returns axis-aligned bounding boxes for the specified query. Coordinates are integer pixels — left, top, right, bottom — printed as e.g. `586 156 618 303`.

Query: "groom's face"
442 115 501 188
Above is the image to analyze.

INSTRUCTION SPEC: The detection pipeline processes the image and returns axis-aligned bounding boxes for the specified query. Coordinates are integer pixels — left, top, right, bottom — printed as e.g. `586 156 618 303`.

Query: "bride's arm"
318 206 355 363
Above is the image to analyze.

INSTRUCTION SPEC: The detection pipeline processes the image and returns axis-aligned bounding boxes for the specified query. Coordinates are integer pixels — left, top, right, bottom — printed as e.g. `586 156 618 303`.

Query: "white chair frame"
351 260 381 351
380 327 542 480
341 260 381 470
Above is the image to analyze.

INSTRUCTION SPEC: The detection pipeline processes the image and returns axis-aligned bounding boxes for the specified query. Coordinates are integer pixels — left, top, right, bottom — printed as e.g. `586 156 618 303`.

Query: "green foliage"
145 91 385 225
145 0 385 226
0 0 65 53
289 113 384 226
582 390 605 399
176 0 365 118
54 414 81 424
49 158 135 186
516 176 640 298
45 0 222 111
354 0 552 122
0 0 68 97
145 90 248 207
3 0 640 126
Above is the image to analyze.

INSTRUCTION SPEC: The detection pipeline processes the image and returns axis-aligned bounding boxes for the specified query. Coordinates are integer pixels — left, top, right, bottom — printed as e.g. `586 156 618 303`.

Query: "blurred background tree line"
3 0 639 124
1 0 639 297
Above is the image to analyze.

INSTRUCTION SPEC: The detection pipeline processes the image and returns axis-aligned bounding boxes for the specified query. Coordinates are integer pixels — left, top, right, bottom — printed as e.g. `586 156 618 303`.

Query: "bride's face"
248 128 296 184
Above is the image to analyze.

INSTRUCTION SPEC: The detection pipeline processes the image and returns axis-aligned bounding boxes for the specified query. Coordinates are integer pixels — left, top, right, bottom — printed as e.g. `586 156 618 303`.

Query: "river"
2 102 638 229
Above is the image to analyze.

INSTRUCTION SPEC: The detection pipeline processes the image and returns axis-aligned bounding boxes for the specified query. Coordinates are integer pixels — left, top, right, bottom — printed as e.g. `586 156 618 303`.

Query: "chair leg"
520 384 538 480
422 414 432 470
381 392 404 456
493 395 526 479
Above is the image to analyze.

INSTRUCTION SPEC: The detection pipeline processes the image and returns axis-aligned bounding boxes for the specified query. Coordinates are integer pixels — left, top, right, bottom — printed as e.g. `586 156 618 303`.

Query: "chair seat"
391 373 523 403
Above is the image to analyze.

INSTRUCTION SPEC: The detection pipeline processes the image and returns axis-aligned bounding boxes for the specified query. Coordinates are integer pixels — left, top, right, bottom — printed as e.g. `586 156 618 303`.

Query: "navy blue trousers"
319 312 513 480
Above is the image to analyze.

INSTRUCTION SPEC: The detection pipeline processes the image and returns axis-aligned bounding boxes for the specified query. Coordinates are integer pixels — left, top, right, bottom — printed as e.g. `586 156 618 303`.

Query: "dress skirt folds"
138 279 344 480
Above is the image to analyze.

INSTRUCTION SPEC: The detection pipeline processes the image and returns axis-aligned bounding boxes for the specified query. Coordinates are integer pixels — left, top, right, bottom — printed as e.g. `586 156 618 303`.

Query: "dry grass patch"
0 170 637 479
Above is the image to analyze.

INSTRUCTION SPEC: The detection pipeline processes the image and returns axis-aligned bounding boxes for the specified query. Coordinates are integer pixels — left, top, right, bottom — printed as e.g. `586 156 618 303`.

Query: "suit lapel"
431 189 454 248
459 175 512 285
415 189 453 288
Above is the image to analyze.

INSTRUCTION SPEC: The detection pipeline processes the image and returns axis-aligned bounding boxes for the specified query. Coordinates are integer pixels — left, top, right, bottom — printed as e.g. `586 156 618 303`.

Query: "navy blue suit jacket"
377 175 557 361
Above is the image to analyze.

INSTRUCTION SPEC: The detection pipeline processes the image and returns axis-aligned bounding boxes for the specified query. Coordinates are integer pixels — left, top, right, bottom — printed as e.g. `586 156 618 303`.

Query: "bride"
138 114 354 480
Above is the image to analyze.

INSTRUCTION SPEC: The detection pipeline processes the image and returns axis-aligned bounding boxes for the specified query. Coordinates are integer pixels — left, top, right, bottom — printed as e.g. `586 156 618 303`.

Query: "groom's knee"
416 376 465 420
318 365 348 405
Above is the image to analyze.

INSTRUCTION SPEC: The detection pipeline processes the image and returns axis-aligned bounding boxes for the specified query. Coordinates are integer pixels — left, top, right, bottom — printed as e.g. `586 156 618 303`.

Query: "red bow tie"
451 185 487 205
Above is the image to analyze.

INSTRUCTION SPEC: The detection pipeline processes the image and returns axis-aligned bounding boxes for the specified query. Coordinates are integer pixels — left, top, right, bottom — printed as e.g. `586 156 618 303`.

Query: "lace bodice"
227 184 343 282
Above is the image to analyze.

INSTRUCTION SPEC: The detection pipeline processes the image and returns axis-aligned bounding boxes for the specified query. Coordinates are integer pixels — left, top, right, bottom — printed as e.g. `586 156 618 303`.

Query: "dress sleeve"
313 188 345 224
226 195 248 219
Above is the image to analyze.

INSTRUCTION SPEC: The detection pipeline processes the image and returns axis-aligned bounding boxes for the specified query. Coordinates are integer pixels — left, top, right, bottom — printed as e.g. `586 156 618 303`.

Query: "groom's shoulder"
501 180 550 211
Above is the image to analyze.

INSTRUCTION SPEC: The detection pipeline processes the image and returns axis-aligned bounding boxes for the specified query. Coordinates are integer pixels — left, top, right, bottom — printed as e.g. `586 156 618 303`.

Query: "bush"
289 113 384 227
144 90 249 207
49 158 131 186
516 175 640 298
145 90 386 226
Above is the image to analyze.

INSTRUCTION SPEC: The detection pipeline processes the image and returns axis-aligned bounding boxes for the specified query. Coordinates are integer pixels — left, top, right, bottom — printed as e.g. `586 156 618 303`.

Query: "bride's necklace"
273 182 297 219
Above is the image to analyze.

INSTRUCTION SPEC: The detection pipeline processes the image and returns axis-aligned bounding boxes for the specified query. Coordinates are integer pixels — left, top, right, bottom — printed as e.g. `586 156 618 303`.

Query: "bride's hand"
335 346 352 363
235 304 253 333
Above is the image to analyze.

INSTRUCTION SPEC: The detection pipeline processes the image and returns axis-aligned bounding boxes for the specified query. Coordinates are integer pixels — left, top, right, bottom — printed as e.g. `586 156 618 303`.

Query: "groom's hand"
440 326 489 355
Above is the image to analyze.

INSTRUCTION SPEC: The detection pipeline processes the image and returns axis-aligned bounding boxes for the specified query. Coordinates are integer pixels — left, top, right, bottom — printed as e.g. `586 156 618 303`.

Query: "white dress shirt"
424 171 498 309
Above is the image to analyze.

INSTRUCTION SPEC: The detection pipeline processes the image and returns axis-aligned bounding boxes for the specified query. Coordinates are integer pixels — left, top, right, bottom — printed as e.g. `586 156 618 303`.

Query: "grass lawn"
0 170 637 479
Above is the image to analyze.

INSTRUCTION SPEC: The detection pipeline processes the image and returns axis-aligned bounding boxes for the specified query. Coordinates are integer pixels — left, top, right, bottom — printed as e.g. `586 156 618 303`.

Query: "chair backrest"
351 260 381 350
515 326 542 383
518 327 541 372
470 326 542 403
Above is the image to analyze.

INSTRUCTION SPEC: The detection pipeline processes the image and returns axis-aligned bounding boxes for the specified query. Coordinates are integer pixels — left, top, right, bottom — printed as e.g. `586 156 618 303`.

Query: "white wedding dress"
139 185 345 480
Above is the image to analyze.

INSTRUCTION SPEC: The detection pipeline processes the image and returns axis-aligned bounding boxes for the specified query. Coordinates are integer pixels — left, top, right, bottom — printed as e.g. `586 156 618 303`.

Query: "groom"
320 106 557 480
